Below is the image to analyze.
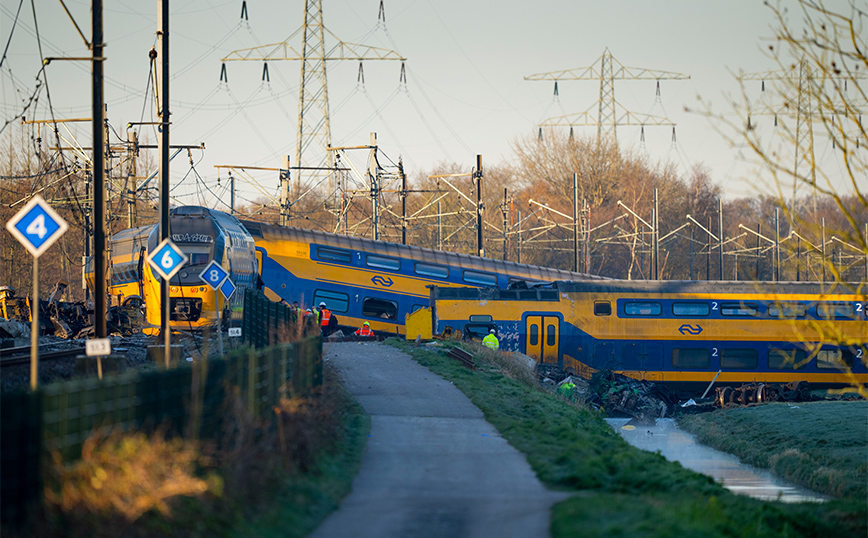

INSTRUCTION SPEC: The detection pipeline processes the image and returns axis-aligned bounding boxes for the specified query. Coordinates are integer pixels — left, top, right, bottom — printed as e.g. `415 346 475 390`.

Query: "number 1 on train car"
199 260 229 356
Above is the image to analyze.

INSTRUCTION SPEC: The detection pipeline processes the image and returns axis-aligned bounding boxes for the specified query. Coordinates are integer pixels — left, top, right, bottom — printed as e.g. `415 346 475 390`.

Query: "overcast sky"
1 0 856 209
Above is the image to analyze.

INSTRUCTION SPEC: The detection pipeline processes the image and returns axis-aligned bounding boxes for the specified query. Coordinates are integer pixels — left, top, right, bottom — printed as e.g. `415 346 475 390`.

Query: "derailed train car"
89 206 258 331
241 221 605 335
431 280 868 392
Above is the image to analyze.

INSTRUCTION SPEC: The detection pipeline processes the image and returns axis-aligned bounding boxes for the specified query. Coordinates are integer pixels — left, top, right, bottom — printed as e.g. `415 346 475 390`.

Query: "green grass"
678 401 867 499
387 338 867 538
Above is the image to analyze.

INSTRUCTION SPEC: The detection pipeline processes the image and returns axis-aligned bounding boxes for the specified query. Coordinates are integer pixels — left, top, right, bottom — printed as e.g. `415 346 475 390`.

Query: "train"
430 280 868 391
241 220 604 335
90 206 258 331
93 210 866 393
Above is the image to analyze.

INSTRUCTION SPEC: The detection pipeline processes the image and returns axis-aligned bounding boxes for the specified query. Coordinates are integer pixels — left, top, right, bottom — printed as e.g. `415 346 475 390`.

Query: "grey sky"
1 1 854 208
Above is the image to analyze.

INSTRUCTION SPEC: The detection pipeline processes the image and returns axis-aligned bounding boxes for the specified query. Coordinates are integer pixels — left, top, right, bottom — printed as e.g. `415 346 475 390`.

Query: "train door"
525 315 560 365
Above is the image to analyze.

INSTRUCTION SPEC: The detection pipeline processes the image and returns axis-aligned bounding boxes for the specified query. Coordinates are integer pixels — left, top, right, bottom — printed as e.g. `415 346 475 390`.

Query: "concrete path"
309 342 567 538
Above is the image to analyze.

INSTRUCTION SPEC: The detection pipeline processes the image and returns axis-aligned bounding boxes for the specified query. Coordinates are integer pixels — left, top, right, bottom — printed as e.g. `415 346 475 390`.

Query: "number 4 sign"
6 195 68 257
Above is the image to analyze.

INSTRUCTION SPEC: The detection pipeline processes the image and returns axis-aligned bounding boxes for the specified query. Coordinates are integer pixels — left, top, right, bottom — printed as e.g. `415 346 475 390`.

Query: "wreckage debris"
713 381 813 408
0 282 140 340
585 370 680 425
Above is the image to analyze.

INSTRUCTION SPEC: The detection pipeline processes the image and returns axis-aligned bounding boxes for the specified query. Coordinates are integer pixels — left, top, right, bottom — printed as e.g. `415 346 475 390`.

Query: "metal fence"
243 288 298 349
0 335 322 527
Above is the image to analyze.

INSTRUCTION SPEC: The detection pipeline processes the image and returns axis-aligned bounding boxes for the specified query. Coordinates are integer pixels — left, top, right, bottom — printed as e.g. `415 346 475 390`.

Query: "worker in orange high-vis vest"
354 321 374 337
318 301 332 336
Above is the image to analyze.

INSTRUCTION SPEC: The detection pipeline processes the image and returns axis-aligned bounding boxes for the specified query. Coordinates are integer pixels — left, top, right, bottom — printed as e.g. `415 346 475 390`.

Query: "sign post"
219 277 236 350
147 238 188 367
5 195 68 390
198 260 229 356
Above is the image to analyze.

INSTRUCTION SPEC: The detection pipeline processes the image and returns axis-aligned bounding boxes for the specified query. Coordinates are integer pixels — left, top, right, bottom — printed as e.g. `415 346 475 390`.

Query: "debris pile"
0 283 139 340
585 370 679 424
713 381 813 408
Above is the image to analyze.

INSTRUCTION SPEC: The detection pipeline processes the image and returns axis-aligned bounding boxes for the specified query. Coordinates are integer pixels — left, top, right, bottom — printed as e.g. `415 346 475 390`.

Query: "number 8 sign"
198 260 229 290
146 238 188 281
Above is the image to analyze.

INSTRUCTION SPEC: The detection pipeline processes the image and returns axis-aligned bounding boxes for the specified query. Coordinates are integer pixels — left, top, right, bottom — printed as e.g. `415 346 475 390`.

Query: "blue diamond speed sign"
147 238 188 281
5 195 68 257
219 277 236 300
198 260 229 290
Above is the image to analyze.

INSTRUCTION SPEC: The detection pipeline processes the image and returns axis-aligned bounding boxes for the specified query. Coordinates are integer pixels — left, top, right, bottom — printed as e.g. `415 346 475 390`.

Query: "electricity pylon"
221 0 405 211
739 60 866 211
525 48 689 142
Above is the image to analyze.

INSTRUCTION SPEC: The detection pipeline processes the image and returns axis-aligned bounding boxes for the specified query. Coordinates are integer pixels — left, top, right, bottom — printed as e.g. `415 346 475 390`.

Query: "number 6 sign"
146 238 188 281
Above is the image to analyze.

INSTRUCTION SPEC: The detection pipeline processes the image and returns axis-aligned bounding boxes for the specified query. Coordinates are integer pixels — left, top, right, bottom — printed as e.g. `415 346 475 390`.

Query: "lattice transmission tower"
525 48 689 142
221 0 405 215
739 59 866 211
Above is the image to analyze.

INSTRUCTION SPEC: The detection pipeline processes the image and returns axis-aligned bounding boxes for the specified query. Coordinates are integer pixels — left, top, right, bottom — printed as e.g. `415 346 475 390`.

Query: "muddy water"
606 418 826 503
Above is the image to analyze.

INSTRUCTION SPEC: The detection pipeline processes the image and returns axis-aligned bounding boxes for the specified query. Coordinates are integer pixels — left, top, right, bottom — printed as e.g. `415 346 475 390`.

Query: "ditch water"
606 418 827 503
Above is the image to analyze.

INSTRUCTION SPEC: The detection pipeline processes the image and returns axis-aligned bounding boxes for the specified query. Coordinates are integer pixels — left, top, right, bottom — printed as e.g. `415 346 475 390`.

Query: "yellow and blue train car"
241 221 605 335
90 206 258 331
431 280 868 392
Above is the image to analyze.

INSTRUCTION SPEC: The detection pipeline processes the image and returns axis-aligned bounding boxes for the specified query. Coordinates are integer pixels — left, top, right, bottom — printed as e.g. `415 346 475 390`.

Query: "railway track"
0 346 87 367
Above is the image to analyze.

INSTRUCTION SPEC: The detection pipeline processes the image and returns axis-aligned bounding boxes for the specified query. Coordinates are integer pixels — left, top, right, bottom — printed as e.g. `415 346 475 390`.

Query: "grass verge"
678 401 867 499
8 362 369 538
387 338 866 538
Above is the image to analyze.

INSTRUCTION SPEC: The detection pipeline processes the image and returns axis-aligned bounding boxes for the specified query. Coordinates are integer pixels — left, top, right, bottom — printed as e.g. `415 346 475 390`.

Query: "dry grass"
11 363 355 538
44 430 218 522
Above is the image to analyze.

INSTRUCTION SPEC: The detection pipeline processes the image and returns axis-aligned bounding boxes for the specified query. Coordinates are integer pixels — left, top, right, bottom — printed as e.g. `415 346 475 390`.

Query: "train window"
469 315 493 322
816 349 855 369
463 270 497 286
415 262 448 279
816 303 855 319
720 303 758 316
672 348 710 369
316 247 351 264
188 253 209 266
672 302 710 316
546 324 556 346
624 301 662 316
769 349 807 370
362 297 398 320
720 349 758 369
411 304 427 313
769 303 806 318
313 290 349 313
366 255 400 271
594 301 611 316
529 324 539 346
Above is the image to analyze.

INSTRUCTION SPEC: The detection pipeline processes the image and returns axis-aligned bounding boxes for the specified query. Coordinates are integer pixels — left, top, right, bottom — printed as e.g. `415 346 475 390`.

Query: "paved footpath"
309 342 568 538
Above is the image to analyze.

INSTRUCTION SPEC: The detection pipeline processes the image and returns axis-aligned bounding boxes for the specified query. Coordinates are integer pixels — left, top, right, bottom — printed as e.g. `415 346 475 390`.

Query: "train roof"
241 220 609 282
432 279 867 299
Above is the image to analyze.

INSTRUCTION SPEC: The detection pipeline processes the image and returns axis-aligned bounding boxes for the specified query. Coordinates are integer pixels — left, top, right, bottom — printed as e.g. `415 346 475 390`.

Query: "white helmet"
319 302 326 307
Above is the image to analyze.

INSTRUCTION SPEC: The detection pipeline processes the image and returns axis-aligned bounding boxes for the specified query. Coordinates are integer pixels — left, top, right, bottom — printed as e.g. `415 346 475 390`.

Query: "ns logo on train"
678 324 704 335
371 275 394 287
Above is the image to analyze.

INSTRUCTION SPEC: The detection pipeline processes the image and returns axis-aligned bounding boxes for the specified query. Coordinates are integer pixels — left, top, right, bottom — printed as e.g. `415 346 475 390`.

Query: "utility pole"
718 199 724 280
502 187 509 262
279 155 290 226
774 208 780 281
230 172 235 216
369 133 380 241
572 173 579 272
474 155 483 257
92 0 107 339
517 210 522 264
437 201 442 251
126 130 138 228
653 188 659 280
582 199 590 273
400 159 407 245
158 0 170 346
